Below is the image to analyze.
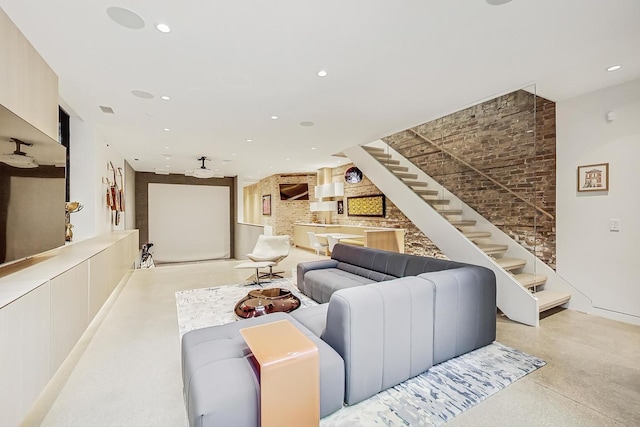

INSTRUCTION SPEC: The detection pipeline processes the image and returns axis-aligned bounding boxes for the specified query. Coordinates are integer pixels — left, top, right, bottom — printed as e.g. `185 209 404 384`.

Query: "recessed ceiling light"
106 6 145 30
486 0 513 5
156 23 171 33
164 146 170 149
317 70 328 77
164 157 171 160
271 116 278 120
246 139 253 142
163 128 170 132
134 158 139 161
311 147 317 150
286 158 291 161
99 105 115 114
231 153 237 156
160 95 171 101
300 121 315 127
165 165 170 168
606 65 622 72
132 90 154 99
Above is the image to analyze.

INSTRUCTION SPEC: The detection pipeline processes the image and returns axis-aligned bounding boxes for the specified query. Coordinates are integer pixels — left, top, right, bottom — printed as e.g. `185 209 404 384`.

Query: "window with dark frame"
58 106 70 201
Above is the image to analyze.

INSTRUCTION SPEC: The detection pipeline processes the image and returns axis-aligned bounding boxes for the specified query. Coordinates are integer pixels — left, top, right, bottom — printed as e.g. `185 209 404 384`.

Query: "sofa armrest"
297 260 339 295
321 277 435 405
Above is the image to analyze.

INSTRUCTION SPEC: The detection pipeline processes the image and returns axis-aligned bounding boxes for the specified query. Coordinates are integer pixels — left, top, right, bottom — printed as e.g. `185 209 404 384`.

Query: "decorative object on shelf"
344 166 363 184
64 201 84 242
347 194 385 217
337 200 344 215
262 194 271 216
577 163 609 192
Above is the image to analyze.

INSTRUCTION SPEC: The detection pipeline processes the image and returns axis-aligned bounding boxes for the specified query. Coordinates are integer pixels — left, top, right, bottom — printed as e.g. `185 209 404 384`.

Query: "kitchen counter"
293 223 405 253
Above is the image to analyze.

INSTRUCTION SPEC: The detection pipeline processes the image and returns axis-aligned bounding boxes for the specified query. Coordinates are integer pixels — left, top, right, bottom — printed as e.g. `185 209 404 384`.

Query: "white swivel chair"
307 232 329 258
246 235 291 279
326 235 340 254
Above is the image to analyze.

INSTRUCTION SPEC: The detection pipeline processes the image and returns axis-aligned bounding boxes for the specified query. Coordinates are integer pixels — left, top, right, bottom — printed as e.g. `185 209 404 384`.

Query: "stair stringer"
362 141 592 315
344 143 539 326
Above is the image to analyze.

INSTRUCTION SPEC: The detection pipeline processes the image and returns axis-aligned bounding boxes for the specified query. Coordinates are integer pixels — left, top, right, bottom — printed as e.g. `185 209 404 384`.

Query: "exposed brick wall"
250 173 318 237
383 90 557 268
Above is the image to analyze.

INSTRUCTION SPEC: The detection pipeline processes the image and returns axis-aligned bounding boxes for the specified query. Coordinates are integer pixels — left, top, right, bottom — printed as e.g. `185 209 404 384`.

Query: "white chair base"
234 261 277 286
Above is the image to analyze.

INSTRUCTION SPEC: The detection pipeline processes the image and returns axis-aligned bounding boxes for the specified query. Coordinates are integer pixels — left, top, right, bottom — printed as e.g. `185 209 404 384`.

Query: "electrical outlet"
609 218 621 232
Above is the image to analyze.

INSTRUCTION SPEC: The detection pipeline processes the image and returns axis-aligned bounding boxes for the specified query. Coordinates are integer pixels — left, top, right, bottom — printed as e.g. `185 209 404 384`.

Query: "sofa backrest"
321 276 436 405
419 267 497 364
330 243 467 278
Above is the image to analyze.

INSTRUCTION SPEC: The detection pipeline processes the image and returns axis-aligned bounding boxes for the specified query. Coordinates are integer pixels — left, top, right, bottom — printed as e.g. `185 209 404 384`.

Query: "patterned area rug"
175 278 546 426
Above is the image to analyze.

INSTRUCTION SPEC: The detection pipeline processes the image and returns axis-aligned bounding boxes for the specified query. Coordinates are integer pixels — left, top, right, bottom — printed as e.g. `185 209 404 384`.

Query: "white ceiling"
1 0 639 182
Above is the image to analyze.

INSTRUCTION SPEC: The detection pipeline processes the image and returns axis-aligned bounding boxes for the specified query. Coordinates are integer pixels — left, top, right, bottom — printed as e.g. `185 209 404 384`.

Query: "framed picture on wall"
577 163 609 192
262 194 271 215
337 200 344 215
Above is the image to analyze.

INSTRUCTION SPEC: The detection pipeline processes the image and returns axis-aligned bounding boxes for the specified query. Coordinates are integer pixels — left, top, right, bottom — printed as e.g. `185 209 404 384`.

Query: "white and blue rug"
175 278 546 427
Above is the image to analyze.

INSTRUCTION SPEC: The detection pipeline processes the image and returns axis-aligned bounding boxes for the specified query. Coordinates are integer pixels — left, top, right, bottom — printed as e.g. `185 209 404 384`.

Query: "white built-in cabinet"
0 231 139 427
0 7 58 140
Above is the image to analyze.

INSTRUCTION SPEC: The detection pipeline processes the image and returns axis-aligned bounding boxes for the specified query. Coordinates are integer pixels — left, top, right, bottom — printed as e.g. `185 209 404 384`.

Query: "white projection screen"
148 183 230 263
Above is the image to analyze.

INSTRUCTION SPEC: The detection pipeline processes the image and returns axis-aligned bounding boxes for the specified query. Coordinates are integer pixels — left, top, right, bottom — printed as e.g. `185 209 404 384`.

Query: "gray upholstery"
420 267 497 365
290 303 329 337
182 245 496 424
322 277 436 405
297 243 470 303
181 312 345 427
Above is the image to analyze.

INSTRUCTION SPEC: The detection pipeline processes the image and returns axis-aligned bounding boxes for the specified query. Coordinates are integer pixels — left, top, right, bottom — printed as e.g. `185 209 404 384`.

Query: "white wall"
556 78 640 325
69 116 126 242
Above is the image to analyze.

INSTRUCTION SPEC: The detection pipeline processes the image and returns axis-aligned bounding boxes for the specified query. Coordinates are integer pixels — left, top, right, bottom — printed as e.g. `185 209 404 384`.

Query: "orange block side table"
240 319 320 427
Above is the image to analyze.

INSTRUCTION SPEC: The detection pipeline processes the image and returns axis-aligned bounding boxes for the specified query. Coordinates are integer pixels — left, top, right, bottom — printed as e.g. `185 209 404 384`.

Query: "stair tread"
535 290 571 312
495 257 527 271
438 209 463 216
415 189 439 196
363 146 386 152
404 181 429 187
515 272 548 288
477 243 509 254
449 219 476 226
387 165 409 172
463 231 491 238
396 172 419 179
426 199 450 205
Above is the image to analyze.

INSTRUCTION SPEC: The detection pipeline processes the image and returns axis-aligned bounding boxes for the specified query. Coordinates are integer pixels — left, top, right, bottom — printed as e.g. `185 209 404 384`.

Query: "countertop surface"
0 230 137 308
294 223 404 231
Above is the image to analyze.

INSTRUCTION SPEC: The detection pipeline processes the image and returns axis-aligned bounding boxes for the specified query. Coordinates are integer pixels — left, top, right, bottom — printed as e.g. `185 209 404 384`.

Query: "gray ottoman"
181 312 345 427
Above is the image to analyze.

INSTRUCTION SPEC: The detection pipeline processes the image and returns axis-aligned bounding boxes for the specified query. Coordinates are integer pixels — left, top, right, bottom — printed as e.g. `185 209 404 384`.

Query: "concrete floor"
21 247 640 427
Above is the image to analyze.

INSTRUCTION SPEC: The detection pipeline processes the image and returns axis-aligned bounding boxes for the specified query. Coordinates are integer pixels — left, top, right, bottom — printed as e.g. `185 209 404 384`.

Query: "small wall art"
337 200 344 215
347 194 385 217
262 194 272 215
577 163 609 192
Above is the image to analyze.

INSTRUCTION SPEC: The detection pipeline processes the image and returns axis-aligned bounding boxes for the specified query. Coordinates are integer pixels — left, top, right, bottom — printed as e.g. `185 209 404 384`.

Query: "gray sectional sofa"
181 244 496 426
297 243 470 303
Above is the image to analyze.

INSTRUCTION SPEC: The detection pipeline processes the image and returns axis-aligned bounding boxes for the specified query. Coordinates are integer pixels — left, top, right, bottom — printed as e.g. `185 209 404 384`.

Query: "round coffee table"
234 288 301 319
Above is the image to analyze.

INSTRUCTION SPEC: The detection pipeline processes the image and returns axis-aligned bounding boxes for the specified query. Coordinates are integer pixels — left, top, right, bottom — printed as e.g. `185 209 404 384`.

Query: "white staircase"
343 142 578 327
